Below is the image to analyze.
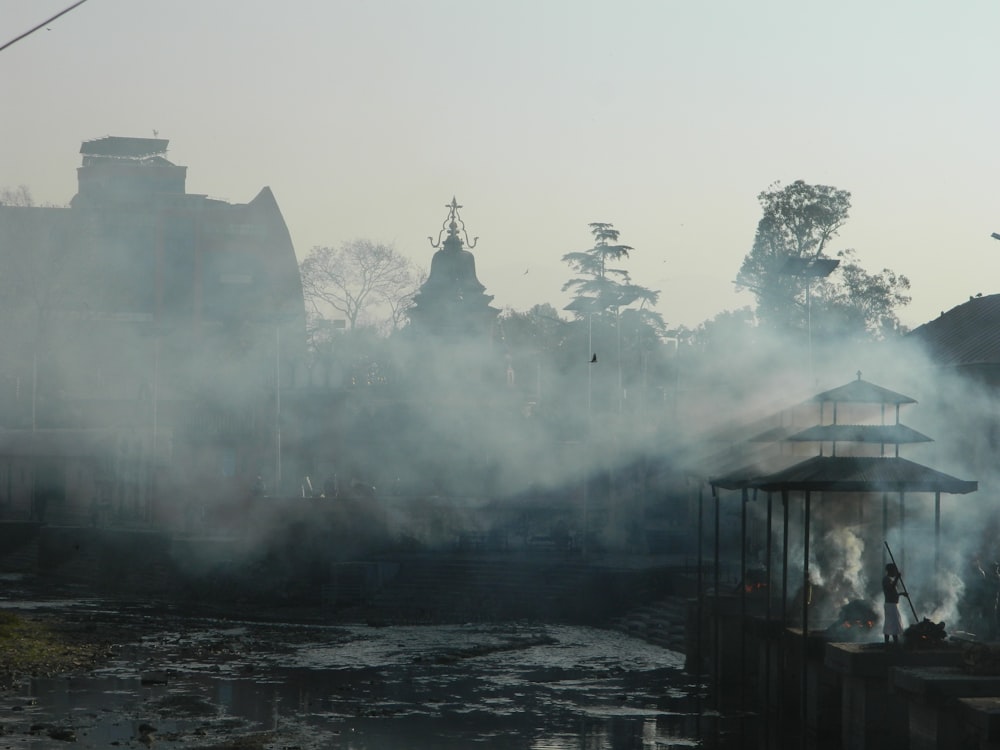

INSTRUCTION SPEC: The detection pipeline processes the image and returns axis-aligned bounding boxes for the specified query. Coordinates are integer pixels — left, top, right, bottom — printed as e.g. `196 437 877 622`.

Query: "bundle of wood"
904 618 947 647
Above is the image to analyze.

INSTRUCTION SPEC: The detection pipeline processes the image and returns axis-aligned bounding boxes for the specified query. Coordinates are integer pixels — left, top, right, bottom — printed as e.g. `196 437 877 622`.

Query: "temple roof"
408 198 499 336
701 374 975 495
712 455 977 494
809 377 916 405
785 424 932 445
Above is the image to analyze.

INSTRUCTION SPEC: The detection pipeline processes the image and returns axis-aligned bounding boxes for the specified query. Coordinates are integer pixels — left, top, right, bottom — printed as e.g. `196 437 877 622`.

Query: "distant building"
907 293 1000 386
408 197 500 339
0 136 307 525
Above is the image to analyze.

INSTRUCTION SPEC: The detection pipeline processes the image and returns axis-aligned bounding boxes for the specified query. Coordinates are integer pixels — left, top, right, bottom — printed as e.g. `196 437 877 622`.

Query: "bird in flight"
590 354 597 363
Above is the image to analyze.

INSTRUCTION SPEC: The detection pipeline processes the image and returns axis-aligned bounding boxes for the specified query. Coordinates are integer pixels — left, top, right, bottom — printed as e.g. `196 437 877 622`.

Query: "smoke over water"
3 151 1000 632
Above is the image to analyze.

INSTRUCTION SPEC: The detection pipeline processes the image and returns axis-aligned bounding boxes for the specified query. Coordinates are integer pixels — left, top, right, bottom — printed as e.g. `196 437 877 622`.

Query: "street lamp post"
275 322 282 495
588 311 593 422
779 256 840 383
564 296 605 559
136 321 171 525
150 329 159 523
585 310 592 557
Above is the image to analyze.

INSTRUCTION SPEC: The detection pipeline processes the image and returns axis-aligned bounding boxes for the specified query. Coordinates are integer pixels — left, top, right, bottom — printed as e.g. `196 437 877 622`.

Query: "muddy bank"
0 577 340 748
0 609 112 692
0 576 699 750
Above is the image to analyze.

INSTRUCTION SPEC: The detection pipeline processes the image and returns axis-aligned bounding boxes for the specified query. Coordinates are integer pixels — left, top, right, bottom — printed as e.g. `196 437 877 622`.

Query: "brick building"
0 136 307 527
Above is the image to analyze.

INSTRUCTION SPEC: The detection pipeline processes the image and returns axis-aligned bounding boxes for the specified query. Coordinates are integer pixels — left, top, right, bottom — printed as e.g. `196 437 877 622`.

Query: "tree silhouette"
736 181 910 339
299 239 421 331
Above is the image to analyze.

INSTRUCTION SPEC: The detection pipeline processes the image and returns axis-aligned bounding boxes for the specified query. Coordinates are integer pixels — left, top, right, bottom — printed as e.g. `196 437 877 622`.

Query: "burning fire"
825 599 878 641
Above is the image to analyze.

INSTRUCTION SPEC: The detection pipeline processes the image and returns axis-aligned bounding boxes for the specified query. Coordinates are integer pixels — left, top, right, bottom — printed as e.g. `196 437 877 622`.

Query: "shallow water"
0 598 716 749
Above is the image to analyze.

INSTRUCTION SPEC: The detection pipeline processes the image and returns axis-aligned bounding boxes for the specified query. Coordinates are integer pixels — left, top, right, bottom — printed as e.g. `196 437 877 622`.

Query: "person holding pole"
883 562 909 646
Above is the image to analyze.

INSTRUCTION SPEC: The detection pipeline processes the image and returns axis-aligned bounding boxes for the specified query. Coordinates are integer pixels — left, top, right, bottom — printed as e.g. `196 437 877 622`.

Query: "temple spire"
409 197 498 338
429 196 478 249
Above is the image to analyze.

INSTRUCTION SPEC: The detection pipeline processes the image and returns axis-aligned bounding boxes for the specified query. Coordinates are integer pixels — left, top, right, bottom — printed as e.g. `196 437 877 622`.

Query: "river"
0 591 733 749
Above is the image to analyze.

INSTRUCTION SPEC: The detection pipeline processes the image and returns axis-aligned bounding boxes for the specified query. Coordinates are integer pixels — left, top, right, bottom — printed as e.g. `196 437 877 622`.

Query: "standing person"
883 563 909 646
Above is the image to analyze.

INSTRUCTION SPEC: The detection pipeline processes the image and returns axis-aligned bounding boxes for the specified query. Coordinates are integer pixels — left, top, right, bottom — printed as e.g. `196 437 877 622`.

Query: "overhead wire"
0 0 91 54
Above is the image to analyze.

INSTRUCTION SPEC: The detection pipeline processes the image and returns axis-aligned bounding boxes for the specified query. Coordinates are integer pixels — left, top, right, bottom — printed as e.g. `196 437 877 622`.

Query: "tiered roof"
710 373 976 496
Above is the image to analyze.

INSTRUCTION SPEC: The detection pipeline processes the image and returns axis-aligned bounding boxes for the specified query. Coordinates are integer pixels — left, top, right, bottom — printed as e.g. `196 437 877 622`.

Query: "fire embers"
825 599 878 641
736 567 769 595
904 618 948 647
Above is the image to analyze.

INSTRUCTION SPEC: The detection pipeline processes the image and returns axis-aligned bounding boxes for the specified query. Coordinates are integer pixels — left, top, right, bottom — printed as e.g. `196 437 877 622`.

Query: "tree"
561 223 666 421
736 181 910 340
0 185 32 207
299 240 422 331
498 304 569 357
562 223 660 317
495 304 571 401
819 249 912 339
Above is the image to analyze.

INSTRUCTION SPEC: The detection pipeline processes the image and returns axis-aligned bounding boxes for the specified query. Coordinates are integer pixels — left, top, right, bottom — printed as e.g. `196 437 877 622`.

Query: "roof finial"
428 196 479 249
857 370 862 381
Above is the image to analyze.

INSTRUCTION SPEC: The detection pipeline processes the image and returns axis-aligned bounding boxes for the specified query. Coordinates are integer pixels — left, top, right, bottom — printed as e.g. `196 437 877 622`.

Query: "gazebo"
700 373 977 742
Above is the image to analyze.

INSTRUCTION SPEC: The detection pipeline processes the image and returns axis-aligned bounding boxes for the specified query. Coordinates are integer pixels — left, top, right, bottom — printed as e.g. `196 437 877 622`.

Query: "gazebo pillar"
882 492 889 566
713 486 721 711
764 490 774 745
782 489 790 624
899 491 906 573
801 490 812 749
740 486 749 717
934 491 941 574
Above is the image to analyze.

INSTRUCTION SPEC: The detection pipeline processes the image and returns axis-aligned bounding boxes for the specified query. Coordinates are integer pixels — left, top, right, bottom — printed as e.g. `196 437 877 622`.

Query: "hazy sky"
4 0 1000 329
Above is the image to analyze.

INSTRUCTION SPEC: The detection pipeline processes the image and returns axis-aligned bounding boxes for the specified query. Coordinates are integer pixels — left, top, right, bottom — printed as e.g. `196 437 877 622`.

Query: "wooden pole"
884 540 919 621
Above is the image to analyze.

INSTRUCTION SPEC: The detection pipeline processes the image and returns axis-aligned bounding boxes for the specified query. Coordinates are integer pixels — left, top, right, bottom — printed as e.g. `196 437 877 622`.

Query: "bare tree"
299 240 422 331
0 185 33 207
385 266 427 334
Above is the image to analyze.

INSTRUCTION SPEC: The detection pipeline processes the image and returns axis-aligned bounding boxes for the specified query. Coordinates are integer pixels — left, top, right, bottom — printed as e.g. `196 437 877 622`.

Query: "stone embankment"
608 597 689 652
325 555 693 647
0 523 696 647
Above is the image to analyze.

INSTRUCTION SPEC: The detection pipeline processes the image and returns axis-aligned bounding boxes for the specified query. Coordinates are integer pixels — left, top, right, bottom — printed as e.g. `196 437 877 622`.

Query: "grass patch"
0 609 105 690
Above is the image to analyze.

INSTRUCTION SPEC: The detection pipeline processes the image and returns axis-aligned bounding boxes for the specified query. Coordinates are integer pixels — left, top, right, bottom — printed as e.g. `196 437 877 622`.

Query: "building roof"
703 372 975 495
785 424 932 445
809 377 916 405
712 455 977 495
707 456 803 490
908 293 1000 367
747 426 796 442
80 136 168 159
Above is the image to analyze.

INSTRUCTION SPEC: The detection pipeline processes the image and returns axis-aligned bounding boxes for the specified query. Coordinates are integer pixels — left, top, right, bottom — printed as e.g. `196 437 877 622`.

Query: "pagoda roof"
711 455 976 495
747 426 796 442
785 424 932 445
810 378 916 405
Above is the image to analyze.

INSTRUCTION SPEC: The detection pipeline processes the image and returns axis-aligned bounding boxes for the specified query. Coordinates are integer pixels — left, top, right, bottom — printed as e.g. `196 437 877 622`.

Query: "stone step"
609 596 690 650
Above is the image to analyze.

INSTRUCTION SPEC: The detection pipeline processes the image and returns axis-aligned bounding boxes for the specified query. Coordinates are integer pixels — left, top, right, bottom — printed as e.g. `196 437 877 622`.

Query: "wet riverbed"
0 587 726 749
